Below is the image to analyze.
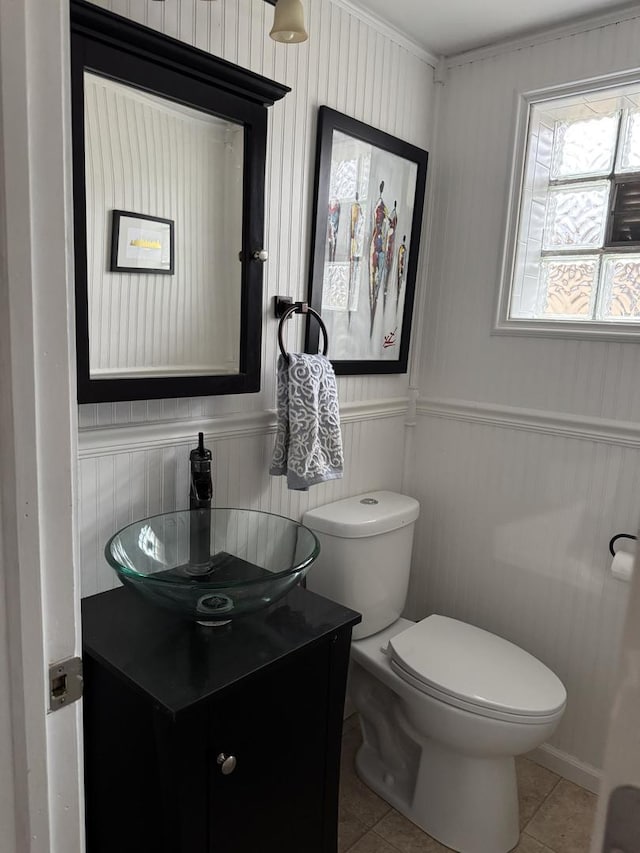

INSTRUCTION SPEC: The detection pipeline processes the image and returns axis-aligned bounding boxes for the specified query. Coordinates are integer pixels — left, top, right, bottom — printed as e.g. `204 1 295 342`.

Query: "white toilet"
304 491 566 853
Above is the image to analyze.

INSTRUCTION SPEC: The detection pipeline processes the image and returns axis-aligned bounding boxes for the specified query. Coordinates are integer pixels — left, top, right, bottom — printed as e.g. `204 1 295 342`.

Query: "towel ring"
609 532 638 557
276 299 329 363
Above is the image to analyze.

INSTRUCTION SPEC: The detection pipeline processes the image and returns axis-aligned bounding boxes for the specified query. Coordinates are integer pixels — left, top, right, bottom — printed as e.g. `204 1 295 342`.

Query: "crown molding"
417 397 640 448
446 1 640 68
78 397 409 457
329 0 440 68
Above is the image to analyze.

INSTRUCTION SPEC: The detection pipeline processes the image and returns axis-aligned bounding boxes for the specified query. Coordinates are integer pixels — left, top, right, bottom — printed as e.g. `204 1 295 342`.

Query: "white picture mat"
116 216 171 269
321 130 418 362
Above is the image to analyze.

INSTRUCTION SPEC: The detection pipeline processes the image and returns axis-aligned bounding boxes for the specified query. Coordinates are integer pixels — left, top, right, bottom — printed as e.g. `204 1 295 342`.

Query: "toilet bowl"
350 618 565 853
304 492 567 853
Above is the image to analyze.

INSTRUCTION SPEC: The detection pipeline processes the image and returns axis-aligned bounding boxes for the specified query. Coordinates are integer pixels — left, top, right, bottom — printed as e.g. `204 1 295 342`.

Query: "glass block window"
508 81 640 328
550 114 618 179
540 257 599 318
617 109 640 173
543 182 610 250
599 255 640 318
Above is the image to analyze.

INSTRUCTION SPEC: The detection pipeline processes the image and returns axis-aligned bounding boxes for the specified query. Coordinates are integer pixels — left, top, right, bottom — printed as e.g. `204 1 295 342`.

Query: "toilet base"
355 724 520 853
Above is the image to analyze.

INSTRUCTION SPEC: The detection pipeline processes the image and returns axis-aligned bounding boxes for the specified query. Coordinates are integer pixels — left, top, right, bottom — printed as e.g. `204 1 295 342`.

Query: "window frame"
495 70 640 341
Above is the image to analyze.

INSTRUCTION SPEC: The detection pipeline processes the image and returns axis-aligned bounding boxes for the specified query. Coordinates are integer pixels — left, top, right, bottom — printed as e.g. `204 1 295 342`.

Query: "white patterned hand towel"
270 353 344 491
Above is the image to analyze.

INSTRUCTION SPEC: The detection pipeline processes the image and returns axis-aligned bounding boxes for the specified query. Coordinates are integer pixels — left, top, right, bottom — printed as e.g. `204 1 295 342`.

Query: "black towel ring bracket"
274 296 329 362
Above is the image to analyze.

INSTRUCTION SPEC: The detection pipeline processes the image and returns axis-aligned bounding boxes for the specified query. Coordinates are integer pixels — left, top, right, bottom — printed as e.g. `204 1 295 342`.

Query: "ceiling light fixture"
151 0 308 45
269 0 308 43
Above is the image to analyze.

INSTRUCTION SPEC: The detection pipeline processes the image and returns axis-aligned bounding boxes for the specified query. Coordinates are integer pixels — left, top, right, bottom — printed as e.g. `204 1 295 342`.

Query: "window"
500 79 640 337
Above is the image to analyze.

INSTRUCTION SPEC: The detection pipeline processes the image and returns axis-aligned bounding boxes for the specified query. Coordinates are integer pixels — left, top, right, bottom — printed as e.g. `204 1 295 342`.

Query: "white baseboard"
529 743 601 794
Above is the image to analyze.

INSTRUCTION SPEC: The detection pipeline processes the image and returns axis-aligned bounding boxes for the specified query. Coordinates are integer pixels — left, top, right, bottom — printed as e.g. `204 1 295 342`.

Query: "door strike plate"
49 657 83 712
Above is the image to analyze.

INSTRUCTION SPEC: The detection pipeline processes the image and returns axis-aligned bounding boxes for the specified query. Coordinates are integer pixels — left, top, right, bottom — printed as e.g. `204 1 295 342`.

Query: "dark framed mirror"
70 0 288 403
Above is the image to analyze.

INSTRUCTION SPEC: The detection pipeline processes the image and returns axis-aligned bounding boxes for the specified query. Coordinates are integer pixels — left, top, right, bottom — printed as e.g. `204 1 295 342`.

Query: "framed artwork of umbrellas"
306 107 428 375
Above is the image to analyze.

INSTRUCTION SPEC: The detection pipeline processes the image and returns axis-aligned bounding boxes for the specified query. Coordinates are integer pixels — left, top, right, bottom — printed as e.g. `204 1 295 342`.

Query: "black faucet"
188 432 213 574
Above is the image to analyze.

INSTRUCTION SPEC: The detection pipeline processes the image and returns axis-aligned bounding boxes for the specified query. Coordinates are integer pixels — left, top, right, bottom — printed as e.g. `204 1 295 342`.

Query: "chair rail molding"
417 397 640 449
79 397 410 458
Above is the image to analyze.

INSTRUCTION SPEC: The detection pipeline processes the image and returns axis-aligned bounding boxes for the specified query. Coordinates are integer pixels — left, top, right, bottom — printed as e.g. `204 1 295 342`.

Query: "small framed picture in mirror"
110 210 174 274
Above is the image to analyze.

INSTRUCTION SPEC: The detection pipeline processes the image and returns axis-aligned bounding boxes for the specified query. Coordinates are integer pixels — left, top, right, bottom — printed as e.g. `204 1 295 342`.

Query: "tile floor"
339 715 598 853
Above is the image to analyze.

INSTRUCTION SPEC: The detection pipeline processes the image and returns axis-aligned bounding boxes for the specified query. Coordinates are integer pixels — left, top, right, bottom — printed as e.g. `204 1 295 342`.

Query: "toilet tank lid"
302 491 420 538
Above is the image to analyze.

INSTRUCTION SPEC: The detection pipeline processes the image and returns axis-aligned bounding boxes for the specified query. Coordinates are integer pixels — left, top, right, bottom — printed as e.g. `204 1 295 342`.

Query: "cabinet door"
205 642 331 853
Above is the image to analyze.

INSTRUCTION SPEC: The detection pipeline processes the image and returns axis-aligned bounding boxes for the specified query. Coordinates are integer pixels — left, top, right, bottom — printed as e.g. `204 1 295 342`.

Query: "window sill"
493 317 640 342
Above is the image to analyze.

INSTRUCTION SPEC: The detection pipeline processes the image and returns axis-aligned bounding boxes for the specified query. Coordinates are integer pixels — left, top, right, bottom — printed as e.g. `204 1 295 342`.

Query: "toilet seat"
387 615 566 724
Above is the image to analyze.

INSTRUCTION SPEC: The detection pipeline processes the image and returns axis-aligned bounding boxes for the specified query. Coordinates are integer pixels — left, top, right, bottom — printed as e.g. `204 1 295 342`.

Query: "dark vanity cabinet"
82 586 360 853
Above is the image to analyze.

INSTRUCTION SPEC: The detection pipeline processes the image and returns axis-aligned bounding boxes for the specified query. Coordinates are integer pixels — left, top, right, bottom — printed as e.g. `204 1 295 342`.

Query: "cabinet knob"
252 249 269 262
216 753 237 775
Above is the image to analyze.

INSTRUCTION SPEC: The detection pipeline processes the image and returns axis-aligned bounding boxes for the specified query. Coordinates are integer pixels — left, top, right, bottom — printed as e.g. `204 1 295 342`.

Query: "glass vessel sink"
105 509 320 625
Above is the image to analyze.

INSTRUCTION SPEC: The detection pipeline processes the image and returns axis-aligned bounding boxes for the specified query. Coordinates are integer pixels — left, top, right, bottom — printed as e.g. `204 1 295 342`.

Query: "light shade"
270 0 308 43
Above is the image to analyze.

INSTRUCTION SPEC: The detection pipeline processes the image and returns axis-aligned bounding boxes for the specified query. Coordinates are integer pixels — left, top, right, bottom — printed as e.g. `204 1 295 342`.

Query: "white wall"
78 0 439 596
410 15 640 779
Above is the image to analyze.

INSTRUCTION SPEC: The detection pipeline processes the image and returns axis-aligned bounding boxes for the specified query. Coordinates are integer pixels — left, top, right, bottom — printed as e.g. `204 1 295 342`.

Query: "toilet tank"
303 491 420 640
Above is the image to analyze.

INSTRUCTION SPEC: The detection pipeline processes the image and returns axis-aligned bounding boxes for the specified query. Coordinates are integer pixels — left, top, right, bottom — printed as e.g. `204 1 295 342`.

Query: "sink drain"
195 593 234 627
197 593 233 614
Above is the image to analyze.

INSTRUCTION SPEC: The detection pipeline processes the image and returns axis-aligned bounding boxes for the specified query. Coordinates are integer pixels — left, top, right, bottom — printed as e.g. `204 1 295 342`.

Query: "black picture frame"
110 210 175 274
306 107 428 375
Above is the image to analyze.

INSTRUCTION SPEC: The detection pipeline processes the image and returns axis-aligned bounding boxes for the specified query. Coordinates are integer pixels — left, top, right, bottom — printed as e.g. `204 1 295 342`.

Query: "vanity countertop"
82 584 361 719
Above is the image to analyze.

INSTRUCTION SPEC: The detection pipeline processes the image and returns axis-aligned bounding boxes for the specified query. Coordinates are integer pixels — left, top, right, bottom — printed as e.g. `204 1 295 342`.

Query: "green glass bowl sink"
105 509 320 625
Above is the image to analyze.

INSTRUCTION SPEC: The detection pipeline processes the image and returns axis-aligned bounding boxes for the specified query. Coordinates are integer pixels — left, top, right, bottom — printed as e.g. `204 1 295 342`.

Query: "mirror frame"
70 0 289 403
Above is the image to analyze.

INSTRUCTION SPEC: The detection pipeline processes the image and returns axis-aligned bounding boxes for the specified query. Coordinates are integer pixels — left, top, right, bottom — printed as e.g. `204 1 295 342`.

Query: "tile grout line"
371 826 404 852
522 775 599 853
343 822 398 853
368 809 393 841
522 771 563 834
520 772 564 852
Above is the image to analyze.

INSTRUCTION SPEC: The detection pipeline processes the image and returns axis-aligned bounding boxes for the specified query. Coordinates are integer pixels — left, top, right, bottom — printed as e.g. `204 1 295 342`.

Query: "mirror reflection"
83 71 244 380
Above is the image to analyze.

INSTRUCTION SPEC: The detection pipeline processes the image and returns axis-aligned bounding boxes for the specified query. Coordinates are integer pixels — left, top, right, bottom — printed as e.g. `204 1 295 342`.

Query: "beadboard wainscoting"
408 401 640 788
79 401 409 598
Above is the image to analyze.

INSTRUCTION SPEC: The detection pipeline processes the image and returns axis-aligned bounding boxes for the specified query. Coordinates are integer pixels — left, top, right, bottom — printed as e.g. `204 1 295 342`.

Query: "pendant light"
269 0 308 43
